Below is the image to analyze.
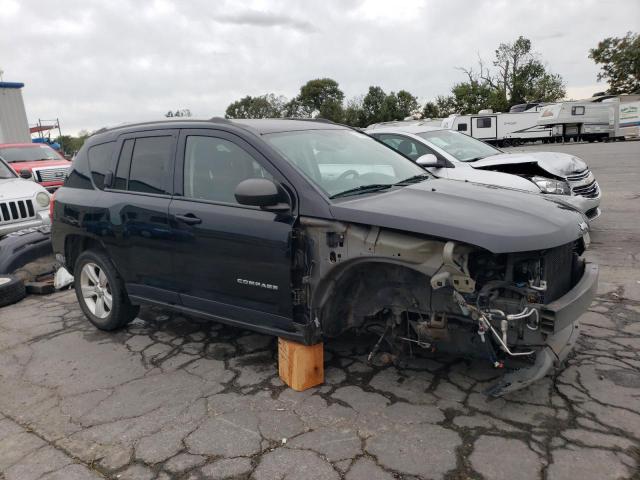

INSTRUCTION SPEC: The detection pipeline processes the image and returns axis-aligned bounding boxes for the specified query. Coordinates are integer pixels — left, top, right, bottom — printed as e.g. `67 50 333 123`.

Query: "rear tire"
73 250 139 330
0 275 26 307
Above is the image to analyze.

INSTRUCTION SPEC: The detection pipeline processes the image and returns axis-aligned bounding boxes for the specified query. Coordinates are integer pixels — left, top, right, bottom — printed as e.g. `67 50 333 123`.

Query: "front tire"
74 250 139 330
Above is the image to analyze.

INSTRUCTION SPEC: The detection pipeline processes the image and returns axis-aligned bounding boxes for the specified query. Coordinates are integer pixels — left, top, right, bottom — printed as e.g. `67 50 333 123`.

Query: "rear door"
470 116 497 140
105 129 179 303
169 129 296 331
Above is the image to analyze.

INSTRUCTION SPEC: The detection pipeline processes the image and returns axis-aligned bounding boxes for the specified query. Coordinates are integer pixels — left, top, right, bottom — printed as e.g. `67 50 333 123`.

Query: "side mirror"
19 168 32 179
416 154 441 168
234 178 289 211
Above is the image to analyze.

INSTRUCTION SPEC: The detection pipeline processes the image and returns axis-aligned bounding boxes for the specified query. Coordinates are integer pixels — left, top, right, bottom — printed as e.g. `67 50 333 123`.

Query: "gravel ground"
0 141 638 480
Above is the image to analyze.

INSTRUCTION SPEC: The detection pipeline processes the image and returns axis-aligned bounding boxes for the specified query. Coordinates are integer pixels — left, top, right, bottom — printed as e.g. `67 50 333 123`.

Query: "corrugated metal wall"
0 88 31 143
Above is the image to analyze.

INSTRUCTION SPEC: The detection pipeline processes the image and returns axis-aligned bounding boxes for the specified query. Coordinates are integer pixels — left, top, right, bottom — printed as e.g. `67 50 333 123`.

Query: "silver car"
366 123 601 221
0 157 51 237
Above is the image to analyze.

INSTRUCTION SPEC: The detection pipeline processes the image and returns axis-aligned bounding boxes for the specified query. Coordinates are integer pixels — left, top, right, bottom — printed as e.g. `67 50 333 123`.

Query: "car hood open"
329 179 585 254
470 151 588 177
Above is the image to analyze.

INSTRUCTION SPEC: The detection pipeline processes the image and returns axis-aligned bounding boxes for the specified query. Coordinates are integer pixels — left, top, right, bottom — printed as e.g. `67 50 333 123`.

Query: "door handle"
175 213 202 225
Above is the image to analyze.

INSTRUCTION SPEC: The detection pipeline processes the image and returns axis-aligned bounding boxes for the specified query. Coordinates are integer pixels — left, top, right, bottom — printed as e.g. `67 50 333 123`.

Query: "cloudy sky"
1 0 638 134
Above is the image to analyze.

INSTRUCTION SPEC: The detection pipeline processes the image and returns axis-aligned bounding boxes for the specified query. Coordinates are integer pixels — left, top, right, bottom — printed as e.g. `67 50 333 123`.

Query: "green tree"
395 90 420 119
342 96 365 127
55 129 91 155
453 36 565 112
292 78 345 121
589 32 640 94
361 86 388 125
422 95 457 118
165 108 192 117
225 94 286 119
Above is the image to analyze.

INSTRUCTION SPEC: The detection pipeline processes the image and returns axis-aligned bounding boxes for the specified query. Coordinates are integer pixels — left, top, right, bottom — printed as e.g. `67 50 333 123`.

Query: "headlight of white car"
531 176 571 195
36 192 50 207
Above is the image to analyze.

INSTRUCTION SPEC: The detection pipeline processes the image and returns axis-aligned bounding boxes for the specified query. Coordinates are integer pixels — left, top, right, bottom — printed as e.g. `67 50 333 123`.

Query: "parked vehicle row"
51 118 598 396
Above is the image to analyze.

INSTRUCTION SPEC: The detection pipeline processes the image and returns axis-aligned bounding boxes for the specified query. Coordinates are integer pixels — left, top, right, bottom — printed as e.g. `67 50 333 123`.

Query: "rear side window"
128 136 173 194
87 142 115 189
572 106 585 115
457 123 467 131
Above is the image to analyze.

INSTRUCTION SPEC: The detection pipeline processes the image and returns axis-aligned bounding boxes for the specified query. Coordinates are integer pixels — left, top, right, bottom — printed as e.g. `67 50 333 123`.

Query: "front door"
169 129 296 331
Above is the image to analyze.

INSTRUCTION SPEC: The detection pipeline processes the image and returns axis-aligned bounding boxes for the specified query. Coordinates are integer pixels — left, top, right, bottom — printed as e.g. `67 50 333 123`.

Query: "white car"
0 157 51 237
366 123 601 221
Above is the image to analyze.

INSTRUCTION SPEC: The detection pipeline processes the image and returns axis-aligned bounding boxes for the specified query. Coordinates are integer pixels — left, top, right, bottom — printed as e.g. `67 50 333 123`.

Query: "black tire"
0 275 26 307
73 250 139 330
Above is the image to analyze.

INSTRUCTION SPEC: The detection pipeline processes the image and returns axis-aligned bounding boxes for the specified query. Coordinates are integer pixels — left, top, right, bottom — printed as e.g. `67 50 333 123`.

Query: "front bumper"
559 194 601 222
486 263 598 396
0 210 50 237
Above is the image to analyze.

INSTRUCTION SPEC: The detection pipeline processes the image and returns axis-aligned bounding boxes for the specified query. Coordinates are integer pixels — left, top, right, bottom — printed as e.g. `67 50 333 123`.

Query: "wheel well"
316 262 432 337
65 235 106 273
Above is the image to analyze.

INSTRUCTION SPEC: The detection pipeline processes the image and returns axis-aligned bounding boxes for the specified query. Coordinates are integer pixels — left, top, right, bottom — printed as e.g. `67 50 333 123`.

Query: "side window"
476 117 492 128
572 106 585 115
87 142 115 189
457 123 468 132
377 134 434 161
114 139 134 190
183 136 272 204
128 136 174 194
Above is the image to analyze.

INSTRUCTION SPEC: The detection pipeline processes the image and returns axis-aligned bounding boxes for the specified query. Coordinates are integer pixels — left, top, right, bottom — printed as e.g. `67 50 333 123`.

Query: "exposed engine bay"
297 217 594 396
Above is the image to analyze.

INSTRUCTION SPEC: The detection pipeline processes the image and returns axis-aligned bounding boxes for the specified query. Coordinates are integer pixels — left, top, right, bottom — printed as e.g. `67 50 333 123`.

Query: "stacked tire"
0 275 26 307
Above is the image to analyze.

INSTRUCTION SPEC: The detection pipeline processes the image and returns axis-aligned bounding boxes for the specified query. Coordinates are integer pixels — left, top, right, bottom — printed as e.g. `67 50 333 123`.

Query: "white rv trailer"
536 96 615 141
440 106 553 146
0 82 31 144
612 94 640 139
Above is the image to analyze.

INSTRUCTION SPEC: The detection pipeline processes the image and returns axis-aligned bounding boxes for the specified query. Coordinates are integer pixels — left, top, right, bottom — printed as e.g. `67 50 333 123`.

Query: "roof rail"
209 116 234 123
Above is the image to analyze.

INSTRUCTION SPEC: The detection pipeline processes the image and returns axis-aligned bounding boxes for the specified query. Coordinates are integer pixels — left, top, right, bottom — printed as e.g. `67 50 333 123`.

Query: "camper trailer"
440 106 553 146
0 82 31 144
612 94 640 139
537 97 613 142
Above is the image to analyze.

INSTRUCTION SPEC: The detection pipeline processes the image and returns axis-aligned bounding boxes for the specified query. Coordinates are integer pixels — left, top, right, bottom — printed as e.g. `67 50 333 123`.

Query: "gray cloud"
0 0 638 134
215 11 315 32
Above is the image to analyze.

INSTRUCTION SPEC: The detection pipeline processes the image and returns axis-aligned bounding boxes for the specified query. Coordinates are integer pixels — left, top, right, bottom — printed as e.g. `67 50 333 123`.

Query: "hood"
0 177 45 199
471 151 588 177
7 159 71 171
329 179 585 254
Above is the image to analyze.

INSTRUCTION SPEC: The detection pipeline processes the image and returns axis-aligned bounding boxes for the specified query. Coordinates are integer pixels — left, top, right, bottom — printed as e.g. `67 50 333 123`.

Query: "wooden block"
278 338 324 391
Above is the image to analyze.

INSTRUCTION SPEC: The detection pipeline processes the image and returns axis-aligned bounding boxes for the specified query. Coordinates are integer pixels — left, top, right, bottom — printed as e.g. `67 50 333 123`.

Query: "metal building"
0 82 31 144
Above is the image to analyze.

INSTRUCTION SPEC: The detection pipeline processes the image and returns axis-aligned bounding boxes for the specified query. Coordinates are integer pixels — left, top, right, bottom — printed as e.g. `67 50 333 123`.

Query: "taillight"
49 192 55 219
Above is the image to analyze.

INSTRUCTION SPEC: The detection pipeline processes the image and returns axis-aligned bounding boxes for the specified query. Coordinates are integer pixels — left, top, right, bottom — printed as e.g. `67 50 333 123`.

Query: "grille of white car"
0 199 36 224
33 165 70 183
566 169 600 199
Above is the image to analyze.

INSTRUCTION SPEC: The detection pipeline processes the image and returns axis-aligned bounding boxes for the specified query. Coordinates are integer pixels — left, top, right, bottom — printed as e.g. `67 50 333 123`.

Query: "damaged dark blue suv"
51 118 598 395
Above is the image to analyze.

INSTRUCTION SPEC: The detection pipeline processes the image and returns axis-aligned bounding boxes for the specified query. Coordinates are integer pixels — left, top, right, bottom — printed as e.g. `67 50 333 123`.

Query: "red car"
0 143 71 192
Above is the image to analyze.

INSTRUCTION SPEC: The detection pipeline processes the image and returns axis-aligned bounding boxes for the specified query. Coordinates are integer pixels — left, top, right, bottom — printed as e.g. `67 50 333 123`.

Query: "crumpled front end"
425 240 598 396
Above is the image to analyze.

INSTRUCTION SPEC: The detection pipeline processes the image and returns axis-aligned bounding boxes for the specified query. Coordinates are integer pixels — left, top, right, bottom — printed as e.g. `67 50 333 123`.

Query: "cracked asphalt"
1 141 639 480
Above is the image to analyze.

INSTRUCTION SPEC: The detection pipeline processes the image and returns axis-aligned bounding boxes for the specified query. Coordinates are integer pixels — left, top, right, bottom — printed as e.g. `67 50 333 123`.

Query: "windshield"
0 145 64 163
0 159 16 179
416 130 500 162
264 129 428 197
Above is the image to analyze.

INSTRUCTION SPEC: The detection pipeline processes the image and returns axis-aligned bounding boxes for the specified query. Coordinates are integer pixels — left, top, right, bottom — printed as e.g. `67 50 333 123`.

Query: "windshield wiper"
394 173 430 186
330 184 393 199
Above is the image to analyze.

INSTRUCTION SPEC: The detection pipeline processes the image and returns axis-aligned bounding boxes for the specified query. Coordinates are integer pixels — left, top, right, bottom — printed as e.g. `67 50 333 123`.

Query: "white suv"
0 157 51 237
